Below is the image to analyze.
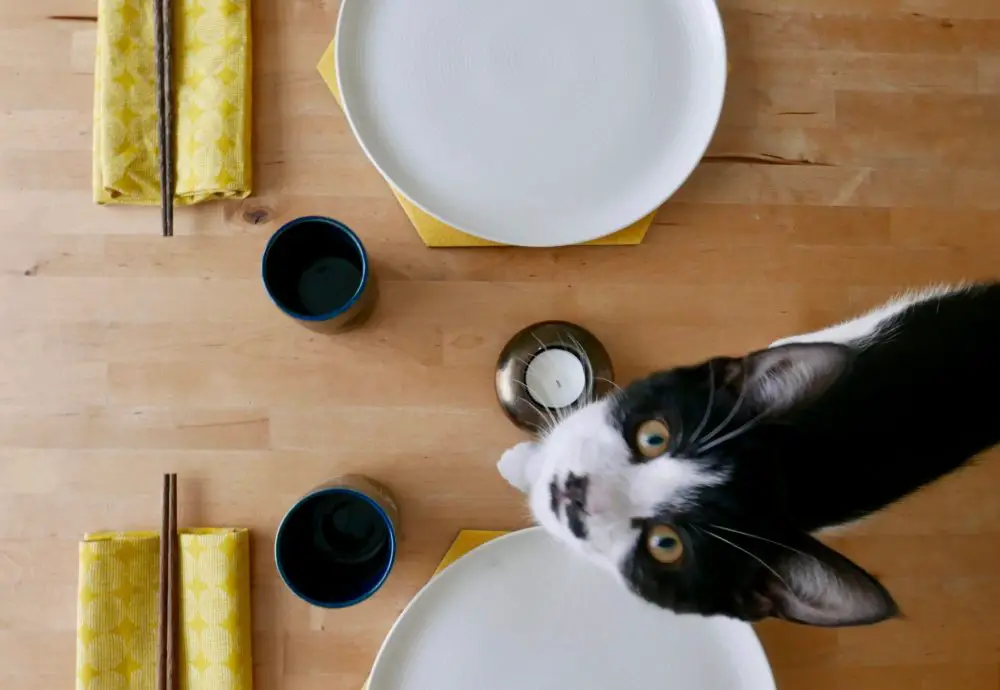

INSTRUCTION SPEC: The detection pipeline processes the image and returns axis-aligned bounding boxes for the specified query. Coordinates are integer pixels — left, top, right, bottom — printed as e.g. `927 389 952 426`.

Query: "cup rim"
261 215 370 322
275 486 397 608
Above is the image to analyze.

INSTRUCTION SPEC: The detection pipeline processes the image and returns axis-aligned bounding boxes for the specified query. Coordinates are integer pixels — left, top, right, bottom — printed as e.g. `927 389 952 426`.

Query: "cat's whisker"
566 333 587 358
512 379 557 431
688 362 716 448
537 335 573 424
673 415 686 451
521 418 545 434
707 524 812 560
699 527 790 590
509 354 559 430
517 394 556 434
573 334 602 406
548 336 595 415
595 376 622 394
557 400 572 425
512 355 533 369
523 391 558 432
695 407 770 455
698 368 749 446
530 332 550 353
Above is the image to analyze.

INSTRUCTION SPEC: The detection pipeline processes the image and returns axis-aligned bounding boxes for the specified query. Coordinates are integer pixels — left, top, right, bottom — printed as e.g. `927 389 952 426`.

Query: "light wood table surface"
3 0 1000 688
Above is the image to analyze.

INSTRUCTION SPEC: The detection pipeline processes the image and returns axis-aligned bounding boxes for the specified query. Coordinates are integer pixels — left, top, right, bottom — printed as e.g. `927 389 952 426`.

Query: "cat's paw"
497 441 541 494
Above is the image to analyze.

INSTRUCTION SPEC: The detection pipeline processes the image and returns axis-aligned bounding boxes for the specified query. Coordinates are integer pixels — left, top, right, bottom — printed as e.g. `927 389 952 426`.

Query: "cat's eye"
647 525 684 564
636 419 671 458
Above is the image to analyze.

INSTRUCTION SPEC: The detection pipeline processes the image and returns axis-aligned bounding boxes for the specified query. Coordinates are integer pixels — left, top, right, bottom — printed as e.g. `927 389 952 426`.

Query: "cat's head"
498 343 899 627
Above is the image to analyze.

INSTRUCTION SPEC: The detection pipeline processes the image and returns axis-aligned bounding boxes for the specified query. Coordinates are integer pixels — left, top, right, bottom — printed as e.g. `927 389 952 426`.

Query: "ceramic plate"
367 528 776 690
336 0 727 246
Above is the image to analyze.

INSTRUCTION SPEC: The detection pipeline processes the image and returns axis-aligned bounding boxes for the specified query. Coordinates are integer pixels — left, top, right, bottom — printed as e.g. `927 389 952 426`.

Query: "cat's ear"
749 531 899 627
498 441 543 493
731 343 851 416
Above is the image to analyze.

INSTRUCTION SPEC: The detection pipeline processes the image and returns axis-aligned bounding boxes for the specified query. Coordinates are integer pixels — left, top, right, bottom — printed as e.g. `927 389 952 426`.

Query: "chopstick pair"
153 0 174 236
158 474 178 690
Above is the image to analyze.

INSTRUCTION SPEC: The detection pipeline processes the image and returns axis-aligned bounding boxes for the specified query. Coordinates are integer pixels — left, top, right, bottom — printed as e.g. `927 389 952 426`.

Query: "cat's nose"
560 473 591 539
562 473 589 508
548 473 590 516
560 472 590 511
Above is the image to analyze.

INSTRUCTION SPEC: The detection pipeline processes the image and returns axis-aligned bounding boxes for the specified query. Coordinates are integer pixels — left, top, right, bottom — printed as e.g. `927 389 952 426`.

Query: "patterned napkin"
361 530 508 690
92 0 252 205
316 42 652 247
76 529 253 690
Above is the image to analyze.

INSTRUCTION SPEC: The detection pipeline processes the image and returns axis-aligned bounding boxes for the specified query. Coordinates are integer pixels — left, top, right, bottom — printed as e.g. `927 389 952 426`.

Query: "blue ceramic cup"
261 216 376 332
275 475 399 608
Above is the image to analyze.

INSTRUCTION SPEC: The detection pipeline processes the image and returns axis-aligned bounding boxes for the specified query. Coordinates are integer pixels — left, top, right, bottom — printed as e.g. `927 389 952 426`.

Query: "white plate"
336 0 727 246
367 528 776 690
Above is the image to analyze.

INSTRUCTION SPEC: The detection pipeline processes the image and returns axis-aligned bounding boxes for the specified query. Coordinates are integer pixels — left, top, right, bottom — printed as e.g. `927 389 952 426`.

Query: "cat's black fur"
610 282 1000 626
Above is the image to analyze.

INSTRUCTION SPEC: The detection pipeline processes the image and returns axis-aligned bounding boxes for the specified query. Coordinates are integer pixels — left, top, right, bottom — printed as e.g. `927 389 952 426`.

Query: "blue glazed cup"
275 475 399 608
261 216 376 332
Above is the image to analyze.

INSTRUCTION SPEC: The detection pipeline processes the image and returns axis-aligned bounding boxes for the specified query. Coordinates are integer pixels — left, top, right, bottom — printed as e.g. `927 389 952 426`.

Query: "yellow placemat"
317 42 651 247
93 0 253 205
362 529 509 690
76 528 253 690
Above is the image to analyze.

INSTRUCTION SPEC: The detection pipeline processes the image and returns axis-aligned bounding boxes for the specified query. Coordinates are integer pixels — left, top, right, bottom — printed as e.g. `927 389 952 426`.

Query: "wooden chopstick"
157 474 170 690
166 473 178 690
157 474 178 690
153 0 174 237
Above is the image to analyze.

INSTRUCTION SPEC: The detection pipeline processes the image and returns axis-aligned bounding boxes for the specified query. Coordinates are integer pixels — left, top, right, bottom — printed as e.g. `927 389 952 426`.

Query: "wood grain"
1 0 1000 688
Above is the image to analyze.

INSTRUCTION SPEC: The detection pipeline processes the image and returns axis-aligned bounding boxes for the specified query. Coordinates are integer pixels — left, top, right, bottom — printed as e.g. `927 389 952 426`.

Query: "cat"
497 282 1000 627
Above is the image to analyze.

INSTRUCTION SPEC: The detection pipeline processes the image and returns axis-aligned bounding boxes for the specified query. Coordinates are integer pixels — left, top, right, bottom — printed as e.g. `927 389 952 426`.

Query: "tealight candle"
525 349 587 408
495 321 615 432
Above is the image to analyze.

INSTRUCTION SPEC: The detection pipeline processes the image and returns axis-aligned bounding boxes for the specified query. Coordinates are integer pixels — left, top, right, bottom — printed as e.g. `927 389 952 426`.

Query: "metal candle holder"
495 321 615 433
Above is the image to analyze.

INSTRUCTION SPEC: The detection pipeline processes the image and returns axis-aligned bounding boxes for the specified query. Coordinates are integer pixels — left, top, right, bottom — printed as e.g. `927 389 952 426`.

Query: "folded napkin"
317 42 651 247
76 529 253 690
361 530 508 690
93 0 252 205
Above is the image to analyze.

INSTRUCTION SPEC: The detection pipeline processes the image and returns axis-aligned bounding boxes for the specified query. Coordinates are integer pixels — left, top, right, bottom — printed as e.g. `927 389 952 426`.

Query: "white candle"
525 349 587 409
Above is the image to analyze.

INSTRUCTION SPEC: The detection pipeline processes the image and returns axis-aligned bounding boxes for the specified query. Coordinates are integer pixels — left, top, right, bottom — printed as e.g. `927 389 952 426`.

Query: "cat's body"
758 283 1000 532
499 282 1000 627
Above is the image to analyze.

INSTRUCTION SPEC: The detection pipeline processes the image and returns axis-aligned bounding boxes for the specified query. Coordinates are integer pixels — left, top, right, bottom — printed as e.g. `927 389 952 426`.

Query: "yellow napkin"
93 0 252 205
76 529 253 690
429 529 508 576
361 530 508 690
317 42 651 247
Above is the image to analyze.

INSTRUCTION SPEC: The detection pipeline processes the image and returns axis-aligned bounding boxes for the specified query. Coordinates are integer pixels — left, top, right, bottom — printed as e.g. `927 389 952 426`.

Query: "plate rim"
366 526 776 690
334 0 728 247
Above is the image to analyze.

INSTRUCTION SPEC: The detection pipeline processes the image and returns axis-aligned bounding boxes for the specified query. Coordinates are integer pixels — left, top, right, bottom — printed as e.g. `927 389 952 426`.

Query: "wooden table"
2 0 1000 688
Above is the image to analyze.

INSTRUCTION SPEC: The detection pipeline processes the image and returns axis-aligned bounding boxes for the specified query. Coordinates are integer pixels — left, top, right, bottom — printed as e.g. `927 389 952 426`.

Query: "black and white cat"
498 282 1000 627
